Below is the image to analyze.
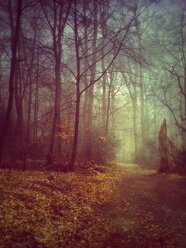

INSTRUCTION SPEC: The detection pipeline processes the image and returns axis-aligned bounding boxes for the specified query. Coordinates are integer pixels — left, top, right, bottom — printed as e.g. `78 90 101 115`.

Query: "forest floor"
0 164 186 248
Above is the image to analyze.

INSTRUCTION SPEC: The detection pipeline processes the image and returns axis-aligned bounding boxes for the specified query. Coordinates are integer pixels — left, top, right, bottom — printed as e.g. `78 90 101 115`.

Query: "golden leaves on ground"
1 166 186 248
0 168 121 248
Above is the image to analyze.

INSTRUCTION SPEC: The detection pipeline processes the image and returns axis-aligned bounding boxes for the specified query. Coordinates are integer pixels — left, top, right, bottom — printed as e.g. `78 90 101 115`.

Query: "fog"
0 0 185 171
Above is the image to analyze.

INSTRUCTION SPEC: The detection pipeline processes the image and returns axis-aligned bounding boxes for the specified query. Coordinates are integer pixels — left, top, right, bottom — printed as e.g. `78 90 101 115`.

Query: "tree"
69 0 138 169
0 0 23 164
40 0 72 165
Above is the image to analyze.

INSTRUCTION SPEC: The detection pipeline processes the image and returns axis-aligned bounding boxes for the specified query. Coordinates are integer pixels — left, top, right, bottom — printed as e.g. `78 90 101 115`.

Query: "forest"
0 0 186 247
0 0 185 171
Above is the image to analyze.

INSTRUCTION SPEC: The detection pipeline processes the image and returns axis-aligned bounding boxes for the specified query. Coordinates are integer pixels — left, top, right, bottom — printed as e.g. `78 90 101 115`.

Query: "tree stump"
159 119 170 172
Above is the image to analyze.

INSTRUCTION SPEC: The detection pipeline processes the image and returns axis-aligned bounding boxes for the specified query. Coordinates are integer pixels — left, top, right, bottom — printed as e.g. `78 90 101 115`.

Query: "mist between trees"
0 0 185 172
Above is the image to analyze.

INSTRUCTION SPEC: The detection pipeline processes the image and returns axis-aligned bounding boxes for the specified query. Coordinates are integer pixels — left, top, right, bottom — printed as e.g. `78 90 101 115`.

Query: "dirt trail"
101 164 186 248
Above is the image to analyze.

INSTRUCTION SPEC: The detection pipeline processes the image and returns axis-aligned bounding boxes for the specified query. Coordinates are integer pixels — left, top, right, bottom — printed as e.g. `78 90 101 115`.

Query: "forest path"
1 165 186 247
101 164 186 248
116 162 139 168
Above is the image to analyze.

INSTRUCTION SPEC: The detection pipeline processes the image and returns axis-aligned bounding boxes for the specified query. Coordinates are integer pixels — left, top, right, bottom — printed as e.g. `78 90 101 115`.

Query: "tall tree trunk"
124 65 139 162
47 2 62 164
136 18 146 148
34 53 39 142
0 0 22 164
44 0 71 165
181 8 186 147
153 96 157 138
70 84 80 170
47 54 61 164
0 54 2 118
81 0 89 159
138 63 146 146
101 57 107 134
15 59 26 169
27 76 32 145
110 86 115 131
105 74 113 136
183 64 186 148
84 0 98 161
70 0 80 170
132 97 138 162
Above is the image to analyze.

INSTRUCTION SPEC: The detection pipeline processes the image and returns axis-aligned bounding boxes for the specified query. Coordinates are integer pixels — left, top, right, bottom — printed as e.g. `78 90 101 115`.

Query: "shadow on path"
100 164 186 248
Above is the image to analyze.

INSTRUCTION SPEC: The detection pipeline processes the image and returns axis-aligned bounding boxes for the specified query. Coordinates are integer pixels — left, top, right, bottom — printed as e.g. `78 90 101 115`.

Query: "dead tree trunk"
159 119 170 172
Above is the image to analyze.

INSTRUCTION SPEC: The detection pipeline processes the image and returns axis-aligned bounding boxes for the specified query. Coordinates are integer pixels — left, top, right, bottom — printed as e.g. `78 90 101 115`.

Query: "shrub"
81 128 119 164
174 149 186 174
